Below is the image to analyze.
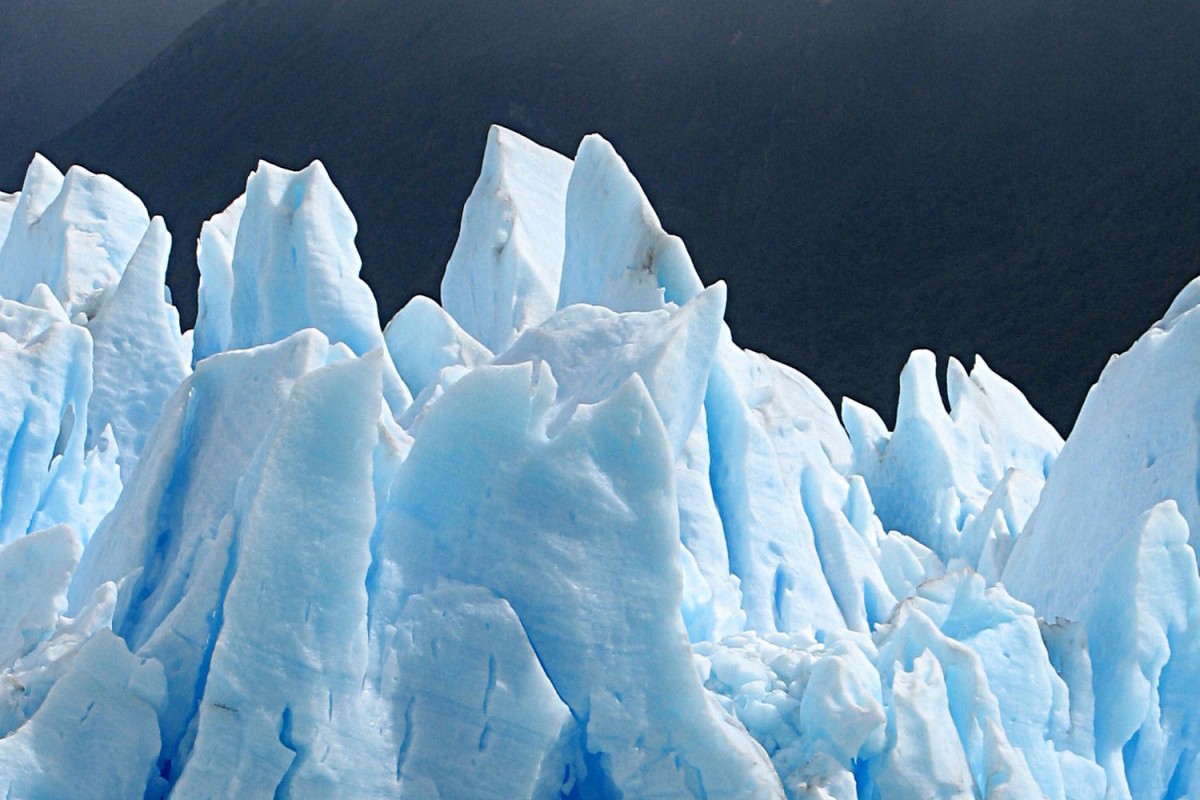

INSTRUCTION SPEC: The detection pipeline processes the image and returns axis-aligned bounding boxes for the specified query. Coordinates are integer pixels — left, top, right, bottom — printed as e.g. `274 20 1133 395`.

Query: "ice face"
191 159 411 413
86 217 191 478
441 125 573 353
0 155 150 319
376 362 783 797
388 585 580 799
1003 280 1200 621
845 350 1062 573
0 127 1199 799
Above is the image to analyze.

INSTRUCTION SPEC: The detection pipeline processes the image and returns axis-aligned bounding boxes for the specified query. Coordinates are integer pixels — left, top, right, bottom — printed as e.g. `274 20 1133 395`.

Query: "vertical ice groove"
273 705 300 800
395 695 415 780
154 515 240 793
0 409 32 539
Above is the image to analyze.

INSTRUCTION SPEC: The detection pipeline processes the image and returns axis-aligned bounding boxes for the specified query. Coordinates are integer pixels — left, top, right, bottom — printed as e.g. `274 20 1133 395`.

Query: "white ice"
0 127 1196 800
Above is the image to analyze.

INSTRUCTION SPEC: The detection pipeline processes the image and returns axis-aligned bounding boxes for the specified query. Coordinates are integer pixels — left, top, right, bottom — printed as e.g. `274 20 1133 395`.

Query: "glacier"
0 125 1197 800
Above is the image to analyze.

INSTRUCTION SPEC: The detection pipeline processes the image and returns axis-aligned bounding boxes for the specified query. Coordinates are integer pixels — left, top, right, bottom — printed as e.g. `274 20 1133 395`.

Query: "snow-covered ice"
0 132 1198 798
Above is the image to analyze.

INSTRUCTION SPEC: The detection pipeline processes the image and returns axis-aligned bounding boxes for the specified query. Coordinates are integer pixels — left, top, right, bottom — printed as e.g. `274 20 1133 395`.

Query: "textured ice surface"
441 125 573 353
1004 284 1200 619
86 217 191 477
0 128 1198 799
191 159 411 413
0 155 150 319
844 350 1061 571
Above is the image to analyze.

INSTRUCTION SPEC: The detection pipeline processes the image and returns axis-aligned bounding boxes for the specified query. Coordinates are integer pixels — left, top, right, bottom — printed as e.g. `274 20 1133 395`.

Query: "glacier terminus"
0 125 1197 799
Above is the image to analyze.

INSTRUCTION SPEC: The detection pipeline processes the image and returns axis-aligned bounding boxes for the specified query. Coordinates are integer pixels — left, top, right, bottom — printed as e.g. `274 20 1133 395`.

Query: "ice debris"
0 131 1197 798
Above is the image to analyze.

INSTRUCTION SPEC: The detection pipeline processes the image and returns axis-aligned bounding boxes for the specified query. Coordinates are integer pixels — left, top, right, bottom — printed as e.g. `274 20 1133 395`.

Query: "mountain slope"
0 0 224 166
14 0 1200 431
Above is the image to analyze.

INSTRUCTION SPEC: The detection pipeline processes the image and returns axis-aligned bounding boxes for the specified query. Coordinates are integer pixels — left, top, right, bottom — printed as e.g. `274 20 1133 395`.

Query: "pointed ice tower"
192 159 411 412
0 155 150 319
86 217 191 477
441 125 573 352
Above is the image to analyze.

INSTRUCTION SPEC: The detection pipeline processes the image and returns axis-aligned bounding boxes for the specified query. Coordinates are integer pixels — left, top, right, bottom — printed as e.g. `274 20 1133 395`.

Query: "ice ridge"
0 133 1197 799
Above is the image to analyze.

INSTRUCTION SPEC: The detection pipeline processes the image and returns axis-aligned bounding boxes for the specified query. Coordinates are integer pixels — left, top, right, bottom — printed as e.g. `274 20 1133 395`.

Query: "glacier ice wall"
0 133 1198 799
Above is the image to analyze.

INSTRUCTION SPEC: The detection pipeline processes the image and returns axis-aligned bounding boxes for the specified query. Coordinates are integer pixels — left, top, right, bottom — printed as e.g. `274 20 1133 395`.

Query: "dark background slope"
5 0 1199 432
0 0 224 162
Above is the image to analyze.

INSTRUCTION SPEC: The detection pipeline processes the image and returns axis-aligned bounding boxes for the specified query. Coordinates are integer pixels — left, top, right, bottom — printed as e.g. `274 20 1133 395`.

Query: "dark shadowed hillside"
0 0 224 164
9 0 1200 432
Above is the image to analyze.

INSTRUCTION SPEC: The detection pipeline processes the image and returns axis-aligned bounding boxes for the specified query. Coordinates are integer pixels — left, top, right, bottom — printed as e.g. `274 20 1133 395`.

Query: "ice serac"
875 650 976 800
494 284 744 640
86 216 191 478
1085 502 1200 799
874 571 1104 799
172 351 387 797
192 193 244 363
0 525 80 668
0 190 18 244
383 294 491 400
1004 277 1200 620
845 350 1061 569
557 133 704 313
68 331 355 792
1001 289 1200 797
0 155 150 318
546 126 892 639
389 585 578 799
441 125 573 352
378 363 783 798
704 330 878 636
0 629 165 800
0 295 114 544
191 159 411 410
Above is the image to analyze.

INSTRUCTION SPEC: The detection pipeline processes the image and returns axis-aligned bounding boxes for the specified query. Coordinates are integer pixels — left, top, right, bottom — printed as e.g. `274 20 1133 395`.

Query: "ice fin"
0 156 150 318
441 125 573 352
558 133 704 313
87 216 191 477
383 294 492 399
